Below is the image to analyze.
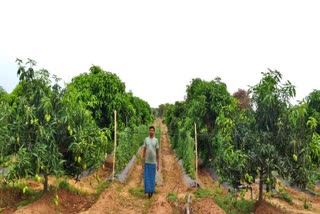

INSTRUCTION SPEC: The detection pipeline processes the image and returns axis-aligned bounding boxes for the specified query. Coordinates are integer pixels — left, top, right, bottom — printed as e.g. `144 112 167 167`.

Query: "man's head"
149 126 155 137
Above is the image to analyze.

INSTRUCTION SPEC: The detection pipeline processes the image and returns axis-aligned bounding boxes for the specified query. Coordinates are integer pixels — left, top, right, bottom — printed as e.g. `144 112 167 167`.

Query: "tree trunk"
259 168 264 202
43 171 48 192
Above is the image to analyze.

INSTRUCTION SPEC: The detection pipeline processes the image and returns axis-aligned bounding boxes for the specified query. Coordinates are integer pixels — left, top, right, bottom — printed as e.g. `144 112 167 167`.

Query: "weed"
167 192 178 203
129 187 145 198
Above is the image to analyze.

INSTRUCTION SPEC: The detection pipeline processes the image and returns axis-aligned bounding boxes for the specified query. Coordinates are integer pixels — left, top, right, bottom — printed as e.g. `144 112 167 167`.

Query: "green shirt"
144 137 159 164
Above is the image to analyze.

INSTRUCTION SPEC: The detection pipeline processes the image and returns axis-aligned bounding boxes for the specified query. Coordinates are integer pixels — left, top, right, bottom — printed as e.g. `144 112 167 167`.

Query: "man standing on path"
142 125 159 199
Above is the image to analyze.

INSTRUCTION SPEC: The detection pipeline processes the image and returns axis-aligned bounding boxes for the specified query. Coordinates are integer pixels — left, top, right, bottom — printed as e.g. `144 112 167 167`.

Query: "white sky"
0 0 319 107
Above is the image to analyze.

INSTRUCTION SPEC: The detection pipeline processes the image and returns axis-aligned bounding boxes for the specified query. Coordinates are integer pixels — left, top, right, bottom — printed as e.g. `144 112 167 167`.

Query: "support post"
194 123 198 182
112 110 117 181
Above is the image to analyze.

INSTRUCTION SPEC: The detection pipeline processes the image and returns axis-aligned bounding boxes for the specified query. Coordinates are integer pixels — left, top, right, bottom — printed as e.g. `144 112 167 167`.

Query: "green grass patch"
142 200 153 214
57 180 84 194
194 188 214 198
214 186 223 195
96 181 110 194
0 183 43 210
17 191 43 208
129 187 145 198
279 191 293 204
213 194 255 214
167 192 178 203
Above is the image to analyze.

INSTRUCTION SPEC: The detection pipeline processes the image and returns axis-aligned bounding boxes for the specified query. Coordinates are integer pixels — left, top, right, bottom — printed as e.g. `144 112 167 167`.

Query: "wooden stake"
194 123 198 182
112 110 117 181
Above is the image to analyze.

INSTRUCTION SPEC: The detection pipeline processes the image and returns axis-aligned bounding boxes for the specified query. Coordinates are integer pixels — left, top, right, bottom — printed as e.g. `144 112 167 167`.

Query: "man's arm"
142 146 146 169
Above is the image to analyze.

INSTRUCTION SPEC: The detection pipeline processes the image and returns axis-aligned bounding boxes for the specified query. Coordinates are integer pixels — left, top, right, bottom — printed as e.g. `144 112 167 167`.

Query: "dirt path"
148 121 189 214
80 119 226 214
80 119 189 214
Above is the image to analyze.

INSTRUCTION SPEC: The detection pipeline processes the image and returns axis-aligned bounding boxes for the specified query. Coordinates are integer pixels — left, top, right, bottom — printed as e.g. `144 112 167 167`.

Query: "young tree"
250 69 296 201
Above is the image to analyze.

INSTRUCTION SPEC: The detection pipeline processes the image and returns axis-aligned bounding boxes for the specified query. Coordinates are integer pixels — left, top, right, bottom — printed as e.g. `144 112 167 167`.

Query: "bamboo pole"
112 110 117 181
194 123 198 182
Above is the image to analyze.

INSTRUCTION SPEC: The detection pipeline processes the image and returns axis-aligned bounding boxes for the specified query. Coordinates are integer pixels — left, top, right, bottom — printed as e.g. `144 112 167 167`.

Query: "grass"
0 182 44 209
142 200 153 214
214 194 255 214
193 187 255 214
96 181 110 194
129 187 145 198
278 185 293 204
167 192 178 203
194 187 214 198
57 180 85 194
279 191 293 204
17 191 43 208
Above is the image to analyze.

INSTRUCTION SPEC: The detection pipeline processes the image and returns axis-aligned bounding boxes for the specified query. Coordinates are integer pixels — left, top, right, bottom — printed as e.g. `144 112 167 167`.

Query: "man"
142 125 159 199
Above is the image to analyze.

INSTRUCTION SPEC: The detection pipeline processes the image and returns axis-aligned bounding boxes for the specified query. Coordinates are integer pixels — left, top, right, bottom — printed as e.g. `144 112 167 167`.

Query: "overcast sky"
1 0 319 107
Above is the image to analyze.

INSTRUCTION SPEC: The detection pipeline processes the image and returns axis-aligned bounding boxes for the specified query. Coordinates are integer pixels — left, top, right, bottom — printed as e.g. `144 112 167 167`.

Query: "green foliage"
165 69 320 203
248 69 296 201
165 78 235 179
129 93 154 126
0 101 11 166
176 131 195 178
67 66 153 130
306 90 320 134
186 77 233 134
115 125 152 173
282 103 320 189
214 104 256 188
1 59 109 192
0 86 9 103
165 102 196 178
157 103 170 118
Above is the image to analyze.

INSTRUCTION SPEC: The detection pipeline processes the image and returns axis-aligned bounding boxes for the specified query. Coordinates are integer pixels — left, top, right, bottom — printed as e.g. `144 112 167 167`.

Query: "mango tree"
282 103 320 189
67 65 153 132
250 69 296 201
5 59 109 192
214 103 256 188
306 90 320 135
0 97 11 166
185 77 234 163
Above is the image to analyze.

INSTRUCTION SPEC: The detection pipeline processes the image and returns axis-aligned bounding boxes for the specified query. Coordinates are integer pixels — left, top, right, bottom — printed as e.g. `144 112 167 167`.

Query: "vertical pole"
194 123 198 182
112 110 117 181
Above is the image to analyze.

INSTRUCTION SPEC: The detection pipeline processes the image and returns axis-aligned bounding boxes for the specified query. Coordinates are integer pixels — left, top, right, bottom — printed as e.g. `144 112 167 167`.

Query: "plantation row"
1 58 320 207
164 70 320 201
0 59 155 192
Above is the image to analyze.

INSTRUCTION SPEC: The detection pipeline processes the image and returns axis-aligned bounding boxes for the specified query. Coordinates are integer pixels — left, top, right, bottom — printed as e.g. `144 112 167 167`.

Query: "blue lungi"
144 163 156 193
